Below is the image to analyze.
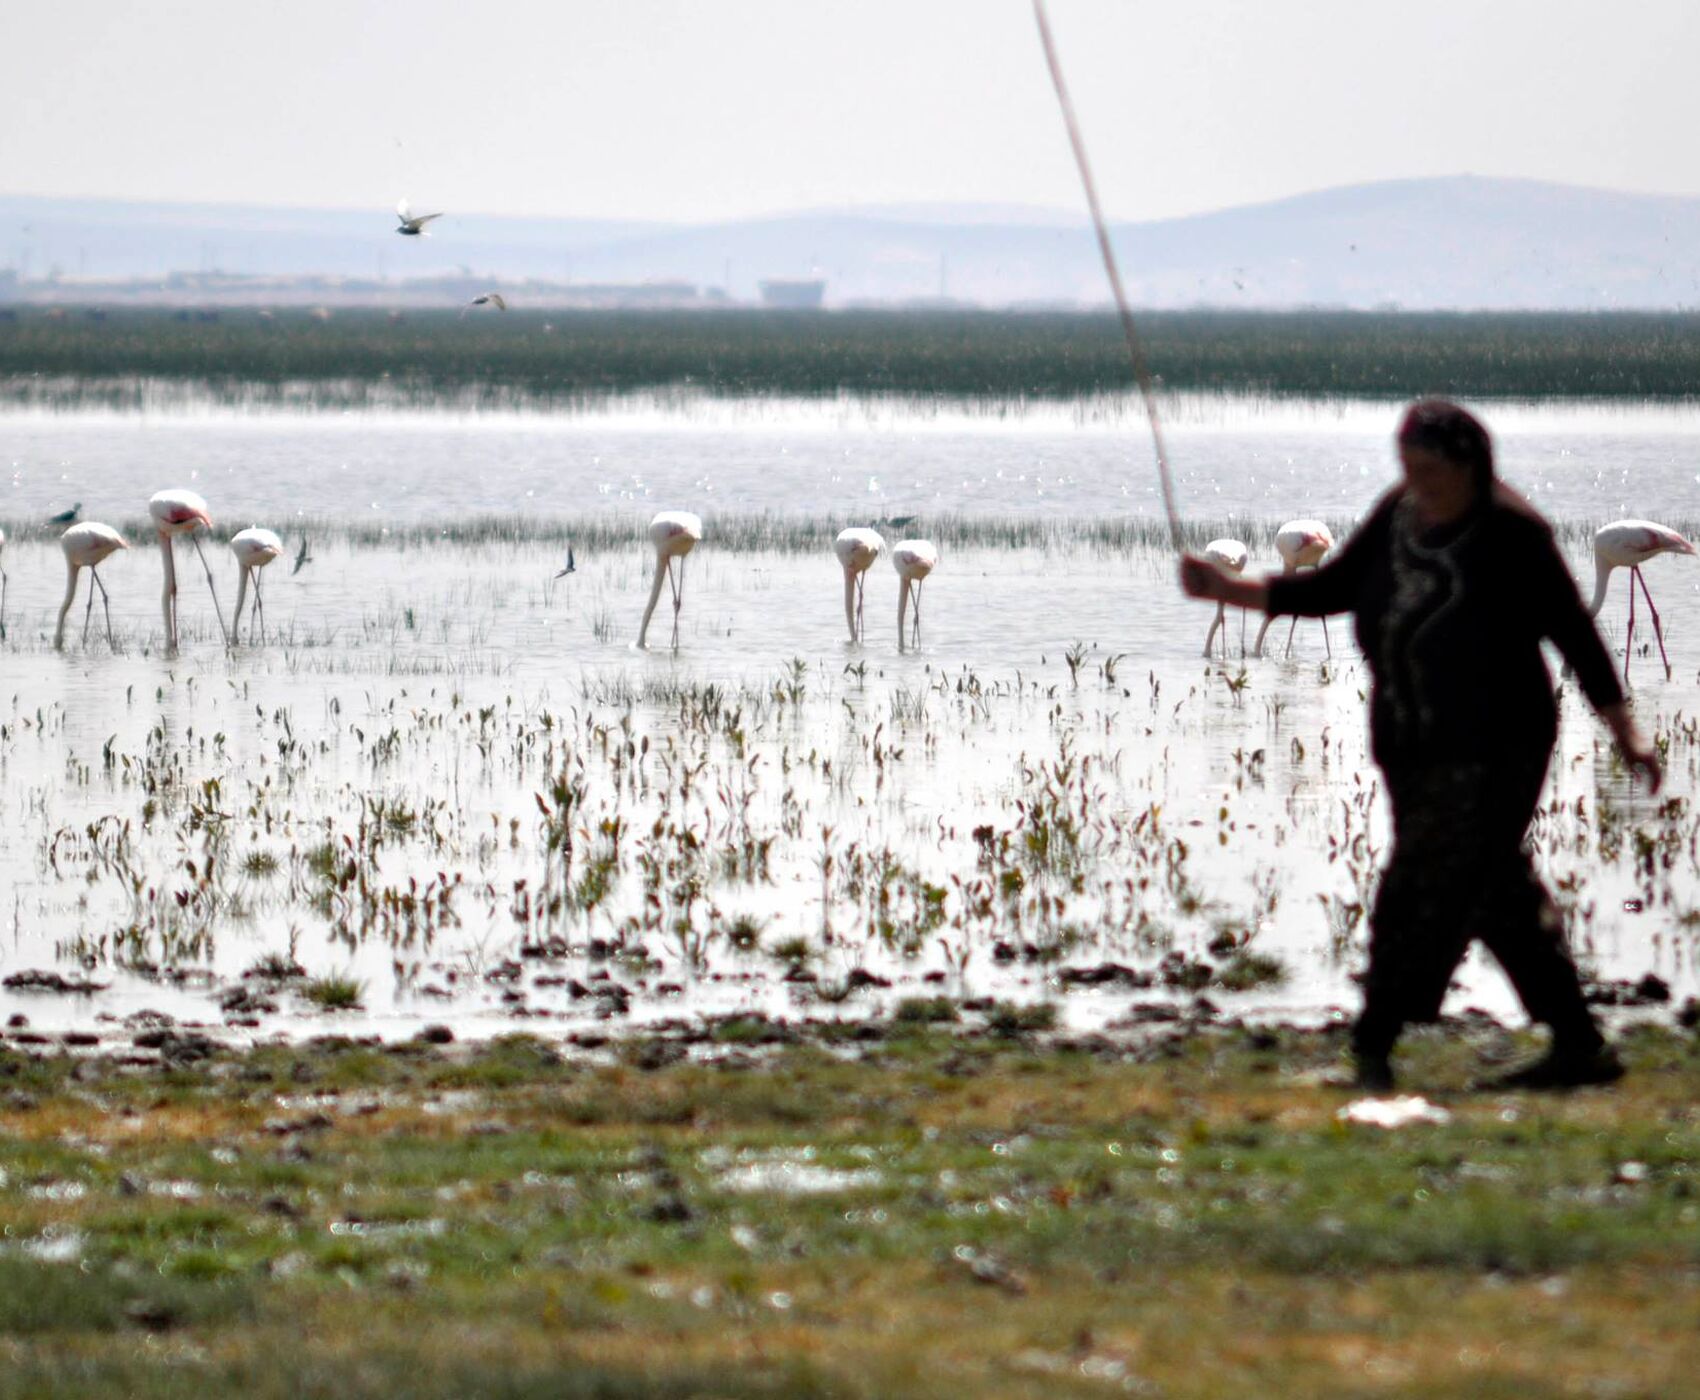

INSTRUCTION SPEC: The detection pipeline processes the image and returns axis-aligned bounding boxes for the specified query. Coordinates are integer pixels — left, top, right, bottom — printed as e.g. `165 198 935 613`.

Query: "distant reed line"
6 308 1700 401
0 510 1671 556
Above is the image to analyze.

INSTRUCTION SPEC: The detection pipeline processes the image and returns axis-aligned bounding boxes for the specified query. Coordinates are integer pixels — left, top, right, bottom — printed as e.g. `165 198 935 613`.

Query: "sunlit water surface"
1 391 1698 1044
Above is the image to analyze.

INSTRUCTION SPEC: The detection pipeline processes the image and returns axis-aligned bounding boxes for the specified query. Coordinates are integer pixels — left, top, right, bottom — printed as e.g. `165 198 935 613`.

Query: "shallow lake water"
1 391 1698 1044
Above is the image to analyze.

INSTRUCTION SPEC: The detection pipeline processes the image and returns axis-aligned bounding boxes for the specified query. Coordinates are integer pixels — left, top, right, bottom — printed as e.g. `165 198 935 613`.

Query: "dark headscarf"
1396 398 1495 500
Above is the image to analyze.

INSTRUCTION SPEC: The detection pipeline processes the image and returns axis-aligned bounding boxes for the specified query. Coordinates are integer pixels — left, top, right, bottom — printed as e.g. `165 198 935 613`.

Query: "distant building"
758 278 826 309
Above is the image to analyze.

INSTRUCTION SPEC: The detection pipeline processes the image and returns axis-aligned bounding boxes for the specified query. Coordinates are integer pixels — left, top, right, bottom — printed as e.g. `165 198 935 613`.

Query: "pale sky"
3 0 1698 224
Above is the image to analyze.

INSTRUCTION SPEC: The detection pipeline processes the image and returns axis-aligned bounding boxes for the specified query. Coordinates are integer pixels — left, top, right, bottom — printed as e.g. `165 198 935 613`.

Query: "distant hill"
4 176 1700 309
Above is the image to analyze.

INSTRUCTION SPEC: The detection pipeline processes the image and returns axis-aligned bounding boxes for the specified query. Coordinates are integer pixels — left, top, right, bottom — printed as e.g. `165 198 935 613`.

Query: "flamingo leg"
92 569 115 649
1284 615 1298 657
190 536 231 648
0 562 8 641
1238 604 1247 657
1634 564 1672 680
911 581 923 645
160 533 177 650
83 570 97 641
1321 614 1332 660
252 571 266 645
854 573 866 643
1623 568 1638 683
667 557 685 650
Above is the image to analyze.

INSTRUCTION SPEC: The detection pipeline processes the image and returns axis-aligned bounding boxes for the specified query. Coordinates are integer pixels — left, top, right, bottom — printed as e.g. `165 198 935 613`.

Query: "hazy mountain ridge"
3 176 1699 309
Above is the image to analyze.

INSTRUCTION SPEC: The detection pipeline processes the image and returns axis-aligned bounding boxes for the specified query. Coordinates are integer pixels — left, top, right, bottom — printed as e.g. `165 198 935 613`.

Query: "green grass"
2 1025 1699 1396
8 307 1700 404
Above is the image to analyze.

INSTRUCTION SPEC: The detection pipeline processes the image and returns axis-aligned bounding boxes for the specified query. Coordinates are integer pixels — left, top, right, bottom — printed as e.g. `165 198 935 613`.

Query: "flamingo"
149 488 228 651
56 522 127 650
637 511 702 650
892 538 938 649
1588 519 1696 681
230 527 285 645
833 527 885 642
1200 537 1248 658
1254 519 1335 659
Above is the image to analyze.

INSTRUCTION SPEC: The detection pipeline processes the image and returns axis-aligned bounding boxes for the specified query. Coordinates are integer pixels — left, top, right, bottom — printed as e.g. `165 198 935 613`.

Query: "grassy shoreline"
3 1021 1697 1397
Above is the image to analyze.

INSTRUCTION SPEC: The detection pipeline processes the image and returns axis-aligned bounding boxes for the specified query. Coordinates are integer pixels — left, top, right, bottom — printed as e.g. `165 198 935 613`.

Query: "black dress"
1267 484 1624 1060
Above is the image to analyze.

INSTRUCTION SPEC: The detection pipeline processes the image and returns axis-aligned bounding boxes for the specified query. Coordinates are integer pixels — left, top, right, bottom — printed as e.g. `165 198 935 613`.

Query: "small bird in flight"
554 544 576 579
292 536 313 575
395 199 443 236
460 292 508 316
47 502 81 525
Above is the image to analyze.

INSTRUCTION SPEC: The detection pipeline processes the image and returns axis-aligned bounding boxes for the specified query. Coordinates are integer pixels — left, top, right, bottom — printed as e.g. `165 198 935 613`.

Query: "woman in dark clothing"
1181 400 1662 1090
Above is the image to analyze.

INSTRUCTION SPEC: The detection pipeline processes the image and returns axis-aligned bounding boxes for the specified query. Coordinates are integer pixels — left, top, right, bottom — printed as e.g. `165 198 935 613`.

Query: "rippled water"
0 392 1696 1043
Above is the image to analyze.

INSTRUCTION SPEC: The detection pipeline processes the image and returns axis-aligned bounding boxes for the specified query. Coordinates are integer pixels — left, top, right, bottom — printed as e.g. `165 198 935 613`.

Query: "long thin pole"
1032 0 1182 552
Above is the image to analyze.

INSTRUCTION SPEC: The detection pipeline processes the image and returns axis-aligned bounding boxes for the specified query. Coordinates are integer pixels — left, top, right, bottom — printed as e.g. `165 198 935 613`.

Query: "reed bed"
7 308 1700 404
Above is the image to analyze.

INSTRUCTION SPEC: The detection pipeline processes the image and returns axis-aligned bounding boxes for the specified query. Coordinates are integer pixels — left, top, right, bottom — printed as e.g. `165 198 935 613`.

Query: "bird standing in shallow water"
1588 519 1696 681
1254 520 1334 658
47 503 80 526
230 527 285 645
892 538 938 650
56 521 127 650
1200 537 1248 658
149 489 227 651
637 512 702 650
833 527 884 643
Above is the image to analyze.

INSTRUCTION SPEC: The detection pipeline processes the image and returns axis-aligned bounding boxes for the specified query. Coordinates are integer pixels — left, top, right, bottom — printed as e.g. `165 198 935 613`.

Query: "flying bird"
47 502 81 526
637 511 702 650
55 521 127 650
395 199 443 236
833 527 885 643
1588 519 1696 681
892 538 938 650
149 488 228 650
230 527 285 645
461 292 508 316
554 544 577 580
1254 520 1335 659
1200 537 1248 658
292 536 313 575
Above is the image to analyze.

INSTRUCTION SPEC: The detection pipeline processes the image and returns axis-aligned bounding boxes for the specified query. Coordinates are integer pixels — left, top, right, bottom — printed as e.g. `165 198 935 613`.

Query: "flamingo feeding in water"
892 538 938 649
637 511 702 650
1200 537 1248 658
833 527 885 643
149 488 228 651
1254 519 1334 659
56 522 127 650
230 527 285 645
1588 519 1696 681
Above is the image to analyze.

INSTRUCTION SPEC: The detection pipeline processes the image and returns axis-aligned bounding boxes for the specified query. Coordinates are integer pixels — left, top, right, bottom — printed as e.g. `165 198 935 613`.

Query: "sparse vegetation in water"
301 973 364 1010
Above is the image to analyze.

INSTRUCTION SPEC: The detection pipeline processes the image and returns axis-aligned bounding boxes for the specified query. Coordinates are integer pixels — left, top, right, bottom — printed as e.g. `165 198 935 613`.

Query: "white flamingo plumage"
1254 519 1335 659
833 527 885 643
1588 519 1696 681
56 522 127 650
230 527 285 645
892 539 938 649
149 488 228 651
637 511 703 650
1200 537 1248 658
